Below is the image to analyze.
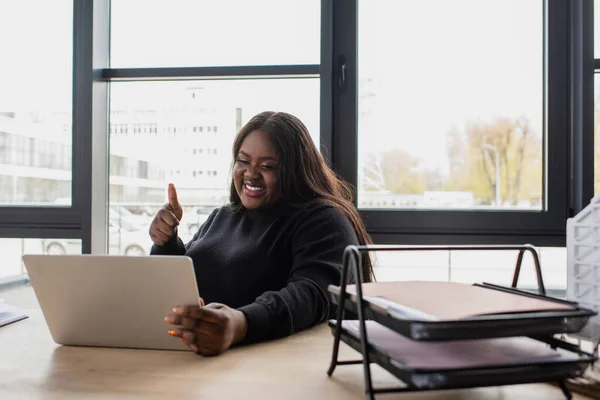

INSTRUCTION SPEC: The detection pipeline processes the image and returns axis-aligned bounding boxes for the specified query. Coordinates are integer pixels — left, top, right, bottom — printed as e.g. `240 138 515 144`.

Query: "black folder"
330 319 594 391
329 281 595 341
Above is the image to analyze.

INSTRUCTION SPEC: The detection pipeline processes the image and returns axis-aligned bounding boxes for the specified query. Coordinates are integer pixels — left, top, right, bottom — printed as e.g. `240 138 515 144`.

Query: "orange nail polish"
168 329 177 337
180 338 185 343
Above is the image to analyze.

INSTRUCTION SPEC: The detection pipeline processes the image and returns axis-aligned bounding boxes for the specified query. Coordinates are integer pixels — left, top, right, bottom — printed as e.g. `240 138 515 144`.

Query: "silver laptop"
22 254 199 351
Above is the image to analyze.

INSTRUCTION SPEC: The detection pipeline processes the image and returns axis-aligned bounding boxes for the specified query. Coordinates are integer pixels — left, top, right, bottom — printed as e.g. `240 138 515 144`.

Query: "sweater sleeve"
150 231 187 256
238 205 359 344
150 208 219 256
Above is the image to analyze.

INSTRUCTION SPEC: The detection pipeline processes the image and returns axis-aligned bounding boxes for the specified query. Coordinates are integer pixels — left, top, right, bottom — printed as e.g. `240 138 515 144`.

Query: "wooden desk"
0 311 591 400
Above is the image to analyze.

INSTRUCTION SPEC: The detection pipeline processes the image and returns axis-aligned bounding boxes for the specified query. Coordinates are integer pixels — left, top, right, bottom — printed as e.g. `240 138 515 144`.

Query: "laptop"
22 254 200 351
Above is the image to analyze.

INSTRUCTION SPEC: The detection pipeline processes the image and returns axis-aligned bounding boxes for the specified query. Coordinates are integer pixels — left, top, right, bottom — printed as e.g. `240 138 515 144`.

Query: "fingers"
164 298 205 325
169 324 224 349
149 208 179 246
168 328 198 352
175 304 226 325
158 209 179 228
165 314 198 329
166 301 225 326
168 183 181 210
151 222 172 242
166 313 228 356
149 232 166 246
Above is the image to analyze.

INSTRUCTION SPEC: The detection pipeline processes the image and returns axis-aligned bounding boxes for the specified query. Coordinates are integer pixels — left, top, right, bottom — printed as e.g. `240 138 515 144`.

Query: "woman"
149 111 373 356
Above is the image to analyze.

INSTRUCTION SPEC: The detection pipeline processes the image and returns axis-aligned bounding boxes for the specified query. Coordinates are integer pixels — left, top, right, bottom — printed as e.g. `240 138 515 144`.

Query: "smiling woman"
232 129 281 209
148 111 373 356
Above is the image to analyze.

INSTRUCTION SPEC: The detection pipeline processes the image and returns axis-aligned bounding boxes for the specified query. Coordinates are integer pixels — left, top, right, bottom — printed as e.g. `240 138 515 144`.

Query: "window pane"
596 0 600 58
0 1 73 206
374 247 566 296
0 238 81 279
357 0 544 210
110 0 320 68
109 79 319 251
596 75 600 196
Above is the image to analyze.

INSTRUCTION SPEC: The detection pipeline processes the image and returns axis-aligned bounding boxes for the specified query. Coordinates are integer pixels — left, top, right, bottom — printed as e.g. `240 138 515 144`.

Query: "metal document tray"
329 282 596 341
329 320 596 392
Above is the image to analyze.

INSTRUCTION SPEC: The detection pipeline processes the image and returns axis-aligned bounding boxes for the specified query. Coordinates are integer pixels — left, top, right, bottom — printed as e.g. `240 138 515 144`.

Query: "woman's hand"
165 298 248 356
149 183 183 246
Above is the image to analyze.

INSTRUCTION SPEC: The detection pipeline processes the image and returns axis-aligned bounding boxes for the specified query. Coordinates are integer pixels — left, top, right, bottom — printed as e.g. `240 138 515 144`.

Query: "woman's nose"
244 163 259 178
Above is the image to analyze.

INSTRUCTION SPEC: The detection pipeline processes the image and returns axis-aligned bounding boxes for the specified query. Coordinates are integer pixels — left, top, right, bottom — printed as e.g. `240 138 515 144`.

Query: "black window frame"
331 0 595 246
0 0 595 259
593 0 600 198
0 0 105 250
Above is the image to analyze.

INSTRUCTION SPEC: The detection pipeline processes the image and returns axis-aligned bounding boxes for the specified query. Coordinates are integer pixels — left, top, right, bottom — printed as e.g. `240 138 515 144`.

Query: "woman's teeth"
245 184 264 191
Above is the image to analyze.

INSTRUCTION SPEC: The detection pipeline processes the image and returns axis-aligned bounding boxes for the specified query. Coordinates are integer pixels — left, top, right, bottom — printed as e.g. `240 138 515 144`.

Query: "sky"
0 0 550 178
0 0 73 110
358 0 544 176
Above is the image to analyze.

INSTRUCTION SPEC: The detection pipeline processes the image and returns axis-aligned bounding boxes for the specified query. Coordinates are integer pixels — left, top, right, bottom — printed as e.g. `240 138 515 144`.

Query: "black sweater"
150 202 358 344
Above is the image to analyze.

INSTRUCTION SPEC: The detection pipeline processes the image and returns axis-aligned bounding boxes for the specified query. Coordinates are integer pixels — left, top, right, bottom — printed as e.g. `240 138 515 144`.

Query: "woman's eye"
236 159 250 164
261 165 275 170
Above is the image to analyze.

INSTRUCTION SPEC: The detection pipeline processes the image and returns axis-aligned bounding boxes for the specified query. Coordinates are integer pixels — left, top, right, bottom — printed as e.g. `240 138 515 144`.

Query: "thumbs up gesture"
149 183 184 246
167 183 183 221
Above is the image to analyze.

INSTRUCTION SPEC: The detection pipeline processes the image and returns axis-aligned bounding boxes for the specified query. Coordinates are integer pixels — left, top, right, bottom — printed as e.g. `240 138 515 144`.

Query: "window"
0 2 73 206
596 75 600 195
0 0 88 278
595 0 600 196
373 247 566 294
110 0 320 68
3 0 577 269
0 238 81 280
334 0 571 245
357 0 543 211
108 78 319 245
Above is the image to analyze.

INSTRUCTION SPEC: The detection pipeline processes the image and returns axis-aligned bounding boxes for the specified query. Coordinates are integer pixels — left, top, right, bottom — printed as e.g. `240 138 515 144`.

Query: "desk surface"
0 310 591 400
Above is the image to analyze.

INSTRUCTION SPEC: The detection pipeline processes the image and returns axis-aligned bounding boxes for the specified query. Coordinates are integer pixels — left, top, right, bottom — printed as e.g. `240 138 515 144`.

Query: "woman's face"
233 129 281 210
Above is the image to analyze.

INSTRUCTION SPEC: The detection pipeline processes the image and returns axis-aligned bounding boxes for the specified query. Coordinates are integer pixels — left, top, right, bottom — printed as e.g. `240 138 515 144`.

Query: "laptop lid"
22 254 199 351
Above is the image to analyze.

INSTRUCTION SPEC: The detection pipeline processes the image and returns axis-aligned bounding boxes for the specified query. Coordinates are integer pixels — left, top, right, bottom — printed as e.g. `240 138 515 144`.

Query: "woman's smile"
243 182 266 197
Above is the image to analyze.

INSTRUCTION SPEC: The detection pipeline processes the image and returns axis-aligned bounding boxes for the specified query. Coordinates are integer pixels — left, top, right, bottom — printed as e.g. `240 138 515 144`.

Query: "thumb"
168 183 180 209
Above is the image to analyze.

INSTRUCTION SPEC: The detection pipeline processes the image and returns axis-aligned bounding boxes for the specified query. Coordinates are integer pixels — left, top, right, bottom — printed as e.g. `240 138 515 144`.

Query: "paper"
0 303 28 328
343 281 575 321
343 320 577 371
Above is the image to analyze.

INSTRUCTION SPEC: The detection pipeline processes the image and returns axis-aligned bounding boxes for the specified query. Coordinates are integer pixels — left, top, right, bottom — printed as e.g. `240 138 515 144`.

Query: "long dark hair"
229 111 374 282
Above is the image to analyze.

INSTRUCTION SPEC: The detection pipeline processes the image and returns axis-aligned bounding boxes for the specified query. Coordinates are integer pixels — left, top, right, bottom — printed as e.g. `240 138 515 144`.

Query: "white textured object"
567 196 600 342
